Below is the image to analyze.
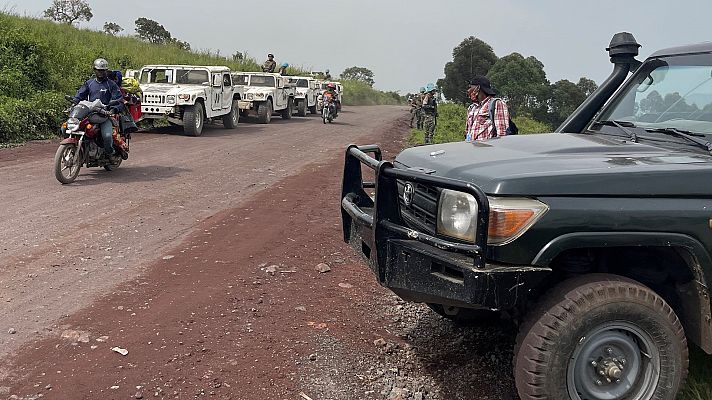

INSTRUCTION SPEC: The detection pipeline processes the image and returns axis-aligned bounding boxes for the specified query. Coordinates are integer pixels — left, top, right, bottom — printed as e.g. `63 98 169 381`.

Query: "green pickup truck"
341 32 712 400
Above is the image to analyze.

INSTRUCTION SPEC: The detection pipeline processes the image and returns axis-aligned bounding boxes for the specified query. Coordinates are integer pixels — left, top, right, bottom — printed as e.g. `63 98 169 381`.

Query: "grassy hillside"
340 80 403 106
0 12 400 143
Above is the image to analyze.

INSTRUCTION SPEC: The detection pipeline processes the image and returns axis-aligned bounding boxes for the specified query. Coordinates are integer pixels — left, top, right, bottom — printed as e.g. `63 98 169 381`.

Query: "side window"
223 73 231 87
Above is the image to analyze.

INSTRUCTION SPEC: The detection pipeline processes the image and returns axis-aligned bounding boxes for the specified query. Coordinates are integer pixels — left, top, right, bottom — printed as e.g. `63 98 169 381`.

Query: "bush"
341 80 404 106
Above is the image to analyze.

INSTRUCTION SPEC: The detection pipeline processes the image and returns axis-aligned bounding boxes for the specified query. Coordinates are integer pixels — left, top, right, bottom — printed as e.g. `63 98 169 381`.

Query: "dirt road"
0 107 517 400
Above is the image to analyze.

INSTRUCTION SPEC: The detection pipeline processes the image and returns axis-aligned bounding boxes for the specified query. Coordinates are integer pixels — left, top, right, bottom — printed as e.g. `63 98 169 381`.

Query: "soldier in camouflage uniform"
416 87 426 130
422 83 438 144
262 53 276 73
409 88 423 128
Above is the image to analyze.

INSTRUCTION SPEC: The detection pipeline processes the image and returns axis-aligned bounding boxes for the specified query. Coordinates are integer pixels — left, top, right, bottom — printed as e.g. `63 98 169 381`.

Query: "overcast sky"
6 0 712 93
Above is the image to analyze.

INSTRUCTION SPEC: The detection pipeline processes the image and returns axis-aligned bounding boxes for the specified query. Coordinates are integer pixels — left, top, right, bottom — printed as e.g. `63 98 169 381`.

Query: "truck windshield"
233 74 248 85
140 69 175 84
289 79 309 88
175 69 209 85
249 75 275 87
596 54 712 134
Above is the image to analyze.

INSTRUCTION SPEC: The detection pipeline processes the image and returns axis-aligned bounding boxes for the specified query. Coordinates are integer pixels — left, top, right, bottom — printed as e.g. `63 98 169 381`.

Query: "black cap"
268 53 274 57
469 75 496 95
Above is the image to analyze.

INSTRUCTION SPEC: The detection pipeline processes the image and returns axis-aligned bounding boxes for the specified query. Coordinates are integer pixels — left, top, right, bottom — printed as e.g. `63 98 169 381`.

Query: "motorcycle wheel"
104 157 122 171
54 144 82 184
322 108 328 124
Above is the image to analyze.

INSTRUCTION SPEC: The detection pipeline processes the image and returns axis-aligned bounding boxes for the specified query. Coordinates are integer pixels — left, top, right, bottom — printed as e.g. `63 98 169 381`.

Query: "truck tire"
222 100 239 129
257 100 272 124
183 103 204 136
296 99 307 117
514 274 688 400
309 103 317 114
426 303 498 325
281 98 293 120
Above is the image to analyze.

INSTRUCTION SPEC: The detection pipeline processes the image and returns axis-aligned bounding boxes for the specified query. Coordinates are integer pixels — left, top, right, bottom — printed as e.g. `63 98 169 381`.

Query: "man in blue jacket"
74 58 124 158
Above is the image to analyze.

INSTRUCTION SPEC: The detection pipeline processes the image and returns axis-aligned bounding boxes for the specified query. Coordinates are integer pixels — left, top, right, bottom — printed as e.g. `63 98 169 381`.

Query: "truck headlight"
255 92 266 98
437 191 548 245
166 95 176 104
246 93 254 100
437 189 478 242
177 94 191 101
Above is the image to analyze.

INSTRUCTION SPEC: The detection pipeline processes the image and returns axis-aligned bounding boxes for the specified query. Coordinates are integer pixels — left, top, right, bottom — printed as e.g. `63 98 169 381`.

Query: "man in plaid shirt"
465 76 511 142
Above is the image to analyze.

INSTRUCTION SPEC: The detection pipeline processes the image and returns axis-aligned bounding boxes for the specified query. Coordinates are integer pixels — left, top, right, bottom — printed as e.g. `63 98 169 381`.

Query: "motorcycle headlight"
177 94 191 101
66 117 80 132
166 95 176 104
437 192 548 245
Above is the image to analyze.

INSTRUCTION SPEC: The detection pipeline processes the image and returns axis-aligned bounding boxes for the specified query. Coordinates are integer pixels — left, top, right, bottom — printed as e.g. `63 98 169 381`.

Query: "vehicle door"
221 73 233 110
211 73 222 113
275 77 287 109
308 80 317 106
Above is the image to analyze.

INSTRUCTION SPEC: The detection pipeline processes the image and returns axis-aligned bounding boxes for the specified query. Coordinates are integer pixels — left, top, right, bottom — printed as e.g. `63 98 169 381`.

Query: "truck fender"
533 231 712 353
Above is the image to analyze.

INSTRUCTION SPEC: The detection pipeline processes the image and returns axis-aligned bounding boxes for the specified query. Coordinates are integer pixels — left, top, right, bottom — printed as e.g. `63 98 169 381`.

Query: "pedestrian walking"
465 75 515 142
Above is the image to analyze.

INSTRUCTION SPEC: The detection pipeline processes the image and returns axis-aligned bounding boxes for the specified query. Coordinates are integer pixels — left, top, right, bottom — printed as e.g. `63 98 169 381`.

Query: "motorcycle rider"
324 83 338 118
73 59 124 159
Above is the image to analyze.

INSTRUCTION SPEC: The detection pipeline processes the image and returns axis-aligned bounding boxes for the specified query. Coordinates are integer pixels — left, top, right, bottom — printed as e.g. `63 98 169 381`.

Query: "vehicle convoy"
54 97 131 184
233 72 296 124
341 32 712 399
288 76 319 116
138 65 241 136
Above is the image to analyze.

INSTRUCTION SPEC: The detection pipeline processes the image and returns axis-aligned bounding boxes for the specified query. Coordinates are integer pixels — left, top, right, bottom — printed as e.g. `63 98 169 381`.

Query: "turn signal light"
61 122 67 129
86 124 93 130
486 197 549 246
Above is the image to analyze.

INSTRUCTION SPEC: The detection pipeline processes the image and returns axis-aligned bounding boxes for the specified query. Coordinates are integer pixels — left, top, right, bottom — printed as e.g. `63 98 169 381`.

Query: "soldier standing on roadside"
409 88 423 128
422 84 438 144
262 53 276 73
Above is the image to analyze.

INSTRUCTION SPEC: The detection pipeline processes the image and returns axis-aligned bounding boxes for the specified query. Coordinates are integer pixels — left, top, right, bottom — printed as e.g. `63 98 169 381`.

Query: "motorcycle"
322 95 337 124
54 96 130 184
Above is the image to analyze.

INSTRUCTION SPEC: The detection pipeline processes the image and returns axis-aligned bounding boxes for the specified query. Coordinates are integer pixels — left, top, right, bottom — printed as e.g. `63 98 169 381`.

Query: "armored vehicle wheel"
54 144 82 184
426 303 498 324
257 101 272 124
222 100 239 129
281 98 293 120
184 102 204 136
514 274 688 400
296 99 307 117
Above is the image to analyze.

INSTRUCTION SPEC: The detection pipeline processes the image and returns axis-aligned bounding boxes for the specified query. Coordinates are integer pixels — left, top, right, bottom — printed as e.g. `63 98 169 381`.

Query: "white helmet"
93 58 109 70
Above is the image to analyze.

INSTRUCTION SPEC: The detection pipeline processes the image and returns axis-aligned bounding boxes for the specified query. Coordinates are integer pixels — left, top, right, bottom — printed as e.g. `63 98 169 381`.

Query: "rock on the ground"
315 263 331 273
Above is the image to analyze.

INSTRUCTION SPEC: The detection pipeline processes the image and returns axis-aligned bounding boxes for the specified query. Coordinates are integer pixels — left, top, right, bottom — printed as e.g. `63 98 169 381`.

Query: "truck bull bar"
341 144 490 281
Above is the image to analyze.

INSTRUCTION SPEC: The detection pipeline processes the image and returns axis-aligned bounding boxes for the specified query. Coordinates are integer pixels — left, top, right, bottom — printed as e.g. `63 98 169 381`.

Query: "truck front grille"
143 94 166 105
397 181 438 234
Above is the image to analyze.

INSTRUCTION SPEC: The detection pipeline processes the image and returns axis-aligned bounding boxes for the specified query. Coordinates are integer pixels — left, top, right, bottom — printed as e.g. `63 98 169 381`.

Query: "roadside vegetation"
341 80 402 106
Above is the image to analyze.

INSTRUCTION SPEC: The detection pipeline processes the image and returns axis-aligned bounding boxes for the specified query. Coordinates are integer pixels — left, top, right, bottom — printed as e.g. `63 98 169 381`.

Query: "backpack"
488 98 518 136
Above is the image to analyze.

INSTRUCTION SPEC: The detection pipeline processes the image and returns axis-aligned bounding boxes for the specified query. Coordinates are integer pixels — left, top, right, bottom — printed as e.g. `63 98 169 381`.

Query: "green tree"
135 17 172 44
43 0 92 25
340 66 375 87
170 38 191 51
576 77 598 97
439 37 497 104
548 77 599 127
487 53 549 119
103 22 123 36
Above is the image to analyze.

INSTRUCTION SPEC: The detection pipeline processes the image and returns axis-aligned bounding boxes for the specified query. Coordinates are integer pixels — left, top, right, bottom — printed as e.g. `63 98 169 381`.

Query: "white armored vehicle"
138 65 242 136
233 72 296 124
288 76 318 116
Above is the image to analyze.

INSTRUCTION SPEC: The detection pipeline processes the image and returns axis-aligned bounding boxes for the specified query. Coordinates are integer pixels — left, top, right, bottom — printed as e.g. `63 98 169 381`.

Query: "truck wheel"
296 99 307 117
426 303 498 324
257 101 272 124
222 100 239 129
309 104 317 114
183 103 204 136
281 98 293 120
514 274 688 400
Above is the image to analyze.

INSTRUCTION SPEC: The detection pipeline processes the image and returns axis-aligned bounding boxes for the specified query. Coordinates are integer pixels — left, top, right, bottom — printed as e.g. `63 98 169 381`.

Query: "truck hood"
394 133 712 196
141 84 206 95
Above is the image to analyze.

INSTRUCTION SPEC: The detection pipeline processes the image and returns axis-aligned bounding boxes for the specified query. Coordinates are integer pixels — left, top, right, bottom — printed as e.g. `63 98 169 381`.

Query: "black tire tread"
514 274 688 400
